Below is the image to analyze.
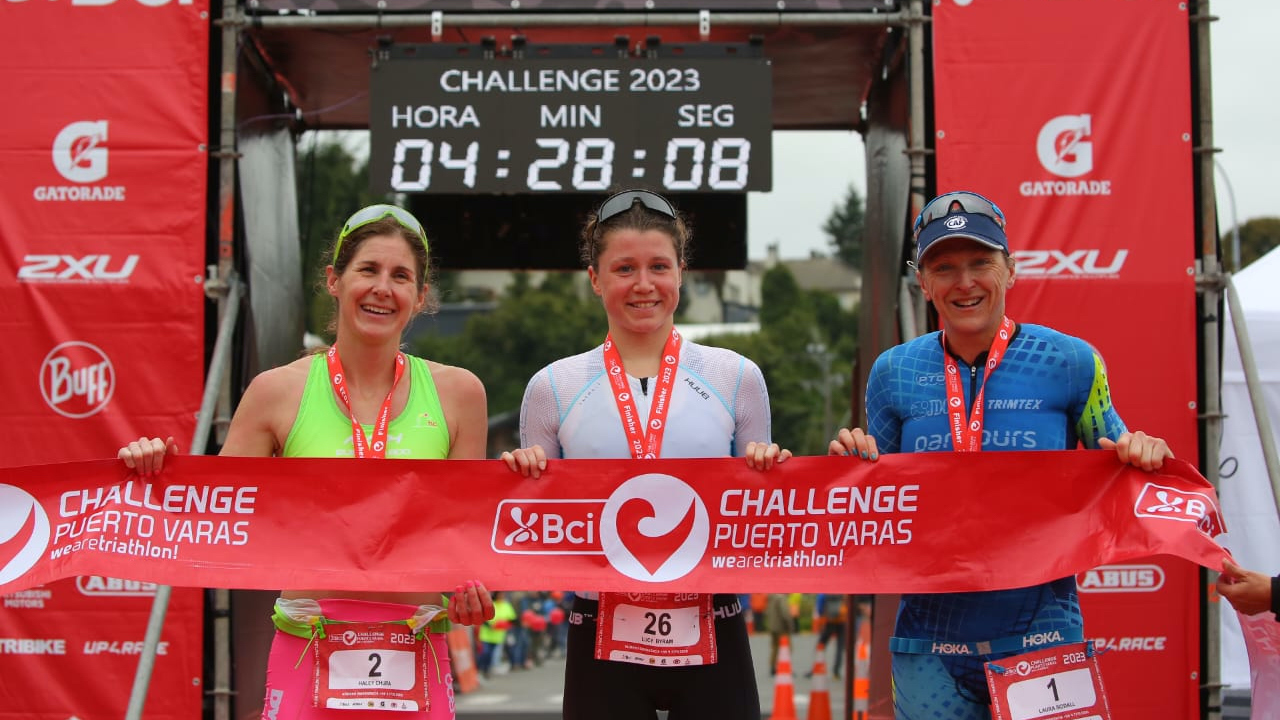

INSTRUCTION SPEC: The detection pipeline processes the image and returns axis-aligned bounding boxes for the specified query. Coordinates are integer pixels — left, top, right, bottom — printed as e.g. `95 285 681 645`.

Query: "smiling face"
588 227 683 339
916 237 1016 352
326 233 427 342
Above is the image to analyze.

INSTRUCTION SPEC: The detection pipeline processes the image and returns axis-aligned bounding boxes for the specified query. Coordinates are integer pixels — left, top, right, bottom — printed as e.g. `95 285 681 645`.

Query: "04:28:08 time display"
387 136 753 193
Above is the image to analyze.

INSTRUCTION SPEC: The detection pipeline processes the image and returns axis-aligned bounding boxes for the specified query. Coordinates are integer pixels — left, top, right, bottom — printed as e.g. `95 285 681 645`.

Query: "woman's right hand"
118 436 179 476
501 446 548 479
828 427 880 461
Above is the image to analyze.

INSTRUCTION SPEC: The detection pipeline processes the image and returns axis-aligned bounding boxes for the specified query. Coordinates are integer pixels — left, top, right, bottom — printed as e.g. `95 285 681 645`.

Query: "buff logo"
39 341 115 419
0 485 51 586
1023 631 1063 648
931 642 972 655
35 121 126 202
1134 483 1224 537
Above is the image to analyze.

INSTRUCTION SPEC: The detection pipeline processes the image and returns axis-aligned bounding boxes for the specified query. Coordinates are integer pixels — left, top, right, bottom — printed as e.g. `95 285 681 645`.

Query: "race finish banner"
0 453 1227 596
933 2 1198 717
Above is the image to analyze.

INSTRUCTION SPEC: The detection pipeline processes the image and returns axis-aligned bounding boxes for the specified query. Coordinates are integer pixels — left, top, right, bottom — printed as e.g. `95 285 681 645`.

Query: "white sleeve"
518 369 562 458
731 356 772 457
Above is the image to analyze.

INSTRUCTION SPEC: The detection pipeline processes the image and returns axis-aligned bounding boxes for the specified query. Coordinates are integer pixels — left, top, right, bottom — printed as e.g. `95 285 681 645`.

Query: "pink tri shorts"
261 598 454 720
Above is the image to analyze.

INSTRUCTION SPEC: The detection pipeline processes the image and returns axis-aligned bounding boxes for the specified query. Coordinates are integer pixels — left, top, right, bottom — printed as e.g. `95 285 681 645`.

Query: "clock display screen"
370 55 773 194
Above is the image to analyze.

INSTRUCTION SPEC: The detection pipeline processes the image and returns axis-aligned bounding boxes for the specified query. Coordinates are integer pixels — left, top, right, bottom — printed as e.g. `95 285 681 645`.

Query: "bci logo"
1077 564 1166 593
1133 483 1224 537
18 254 138 283
492 500 604 554
1013 249 1128 277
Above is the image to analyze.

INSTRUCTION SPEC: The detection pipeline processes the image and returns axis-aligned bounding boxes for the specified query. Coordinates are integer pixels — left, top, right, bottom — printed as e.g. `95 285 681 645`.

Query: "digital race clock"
369 52 773 194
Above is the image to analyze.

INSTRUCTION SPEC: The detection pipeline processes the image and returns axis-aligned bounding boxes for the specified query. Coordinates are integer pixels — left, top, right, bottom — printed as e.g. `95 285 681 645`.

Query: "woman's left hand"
448 580 496 625
744 441 792 470
1099 430 1174 472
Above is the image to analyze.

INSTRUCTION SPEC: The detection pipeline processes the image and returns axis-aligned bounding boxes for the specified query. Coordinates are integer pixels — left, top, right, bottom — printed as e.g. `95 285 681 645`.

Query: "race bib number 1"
314 623 429 712
595 592 716 667
985 642 1111 720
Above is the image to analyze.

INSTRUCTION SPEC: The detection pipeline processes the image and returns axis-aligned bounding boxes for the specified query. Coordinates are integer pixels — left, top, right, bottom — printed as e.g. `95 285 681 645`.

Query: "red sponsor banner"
0 0 208 716
0 453 1226 595
933 2 1198 717
0 579 202 720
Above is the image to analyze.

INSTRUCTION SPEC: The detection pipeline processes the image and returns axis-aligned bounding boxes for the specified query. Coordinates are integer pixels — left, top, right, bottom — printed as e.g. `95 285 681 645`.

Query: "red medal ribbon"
602 328 682 460
325 347 406 459
942 316 1014 452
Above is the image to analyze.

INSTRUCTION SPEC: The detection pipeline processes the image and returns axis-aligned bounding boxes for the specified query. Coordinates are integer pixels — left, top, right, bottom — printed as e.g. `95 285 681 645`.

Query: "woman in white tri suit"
502 189 790 720
118 204 495 719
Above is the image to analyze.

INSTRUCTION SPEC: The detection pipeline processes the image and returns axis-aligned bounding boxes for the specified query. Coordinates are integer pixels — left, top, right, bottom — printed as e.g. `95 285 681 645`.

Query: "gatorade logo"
0 485 51 586
39 341 115 419
1037 114 1093 178
600 474 708 582
52 121 108 183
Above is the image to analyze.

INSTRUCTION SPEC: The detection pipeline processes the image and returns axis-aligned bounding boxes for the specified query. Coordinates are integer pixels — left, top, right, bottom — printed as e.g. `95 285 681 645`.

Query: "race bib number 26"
985 642 1112 720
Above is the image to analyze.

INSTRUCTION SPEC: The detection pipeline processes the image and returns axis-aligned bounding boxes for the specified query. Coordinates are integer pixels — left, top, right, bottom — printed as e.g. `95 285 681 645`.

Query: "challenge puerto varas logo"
0 485 52 586
491 473 710 583
36 120 126 202
1020 113 1112 198
40 341 116 419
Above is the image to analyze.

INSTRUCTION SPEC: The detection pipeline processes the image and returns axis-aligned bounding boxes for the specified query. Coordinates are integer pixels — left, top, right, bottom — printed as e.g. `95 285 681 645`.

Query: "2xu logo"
40 341 115 419
1077 564 1166 593
18 254 139 282
1013 249 1128 277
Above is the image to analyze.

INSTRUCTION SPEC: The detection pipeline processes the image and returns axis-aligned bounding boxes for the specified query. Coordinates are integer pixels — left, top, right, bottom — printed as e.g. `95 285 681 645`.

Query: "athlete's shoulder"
875 331 942 365
421 357 486 405
1014 323 1102 363
682 339 755 369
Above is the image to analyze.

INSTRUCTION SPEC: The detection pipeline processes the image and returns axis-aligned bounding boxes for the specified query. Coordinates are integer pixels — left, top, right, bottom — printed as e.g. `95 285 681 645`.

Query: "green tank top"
282 353 451 459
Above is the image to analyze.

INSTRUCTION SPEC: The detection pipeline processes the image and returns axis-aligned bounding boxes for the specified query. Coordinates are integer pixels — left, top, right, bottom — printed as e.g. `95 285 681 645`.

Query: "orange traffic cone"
852 621 871 720
806 642 832 720
771 635 797 720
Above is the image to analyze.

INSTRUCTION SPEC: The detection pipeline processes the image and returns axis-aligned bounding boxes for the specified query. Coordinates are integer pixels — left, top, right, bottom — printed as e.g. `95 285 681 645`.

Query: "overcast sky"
751 1 1279 261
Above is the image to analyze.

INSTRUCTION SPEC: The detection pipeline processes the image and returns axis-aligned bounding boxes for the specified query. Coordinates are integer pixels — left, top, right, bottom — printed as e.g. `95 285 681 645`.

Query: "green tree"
823 184 867 269
1226 217 1280 271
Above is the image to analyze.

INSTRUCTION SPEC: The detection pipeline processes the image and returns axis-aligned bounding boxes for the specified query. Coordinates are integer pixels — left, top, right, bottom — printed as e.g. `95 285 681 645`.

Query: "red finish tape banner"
0 453 1226 595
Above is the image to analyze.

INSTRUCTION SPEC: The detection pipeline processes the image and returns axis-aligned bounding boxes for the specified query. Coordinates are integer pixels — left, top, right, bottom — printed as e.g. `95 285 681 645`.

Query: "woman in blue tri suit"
829 190 1174 720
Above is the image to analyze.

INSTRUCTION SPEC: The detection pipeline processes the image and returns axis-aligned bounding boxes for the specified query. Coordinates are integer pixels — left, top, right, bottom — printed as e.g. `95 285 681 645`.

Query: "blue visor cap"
915 212 1009 264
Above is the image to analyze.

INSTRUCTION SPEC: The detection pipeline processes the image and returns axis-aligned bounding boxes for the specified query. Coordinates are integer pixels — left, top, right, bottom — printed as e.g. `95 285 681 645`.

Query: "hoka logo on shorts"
491 500 603 554
1023 630 1064 648
931 642 972 655
1134 483 1224 537
0 486 51 587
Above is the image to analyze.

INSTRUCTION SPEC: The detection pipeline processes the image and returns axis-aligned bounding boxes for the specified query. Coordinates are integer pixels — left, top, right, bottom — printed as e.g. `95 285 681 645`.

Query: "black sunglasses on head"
596 190 677 223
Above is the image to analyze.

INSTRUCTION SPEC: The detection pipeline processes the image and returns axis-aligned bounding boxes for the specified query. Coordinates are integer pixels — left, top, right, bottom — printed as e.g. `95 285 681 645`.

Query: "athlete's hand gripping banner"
0 452 1226 595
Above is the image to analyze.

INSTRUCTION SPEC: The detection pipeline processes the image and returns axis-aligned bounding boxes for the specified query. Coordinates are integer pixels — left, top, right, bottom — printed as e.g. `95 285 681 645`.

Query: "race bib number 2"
985 642 1111 720
314 623 429 712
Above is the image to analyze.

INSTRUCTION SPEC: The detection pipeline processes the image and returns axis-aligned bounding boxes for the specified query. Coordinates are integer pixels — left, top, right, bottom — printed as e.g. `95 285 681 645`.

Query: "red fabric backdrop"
933 1 1200 717
0 0 208 716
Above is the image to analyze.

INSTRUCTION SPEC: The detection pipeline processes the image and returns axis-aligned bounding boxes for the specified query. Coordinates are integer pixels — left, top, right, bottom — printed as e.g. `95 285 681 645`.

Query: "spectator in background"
812 594 848 679
765 593 794 675
478 591 516 680
1217 559 1280 618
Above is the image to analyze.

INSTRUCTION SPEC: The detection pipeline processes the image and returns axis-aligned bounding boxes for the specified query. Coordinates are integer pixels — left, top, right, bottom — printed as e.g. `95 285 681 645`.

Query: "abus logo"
76 576 158 597
39 341 115 419
0 485 51 586
600 474 709 582
1077 564 1166 593
491 500 604 554
1013 249 1128 279
18 254 139 283
1037 114 1093 178
1134 482 1224 537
